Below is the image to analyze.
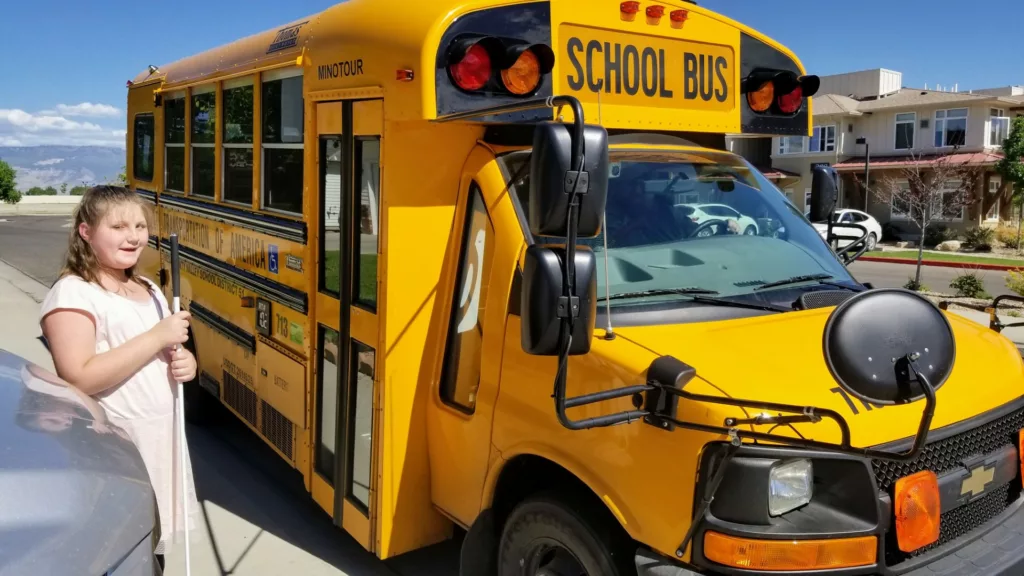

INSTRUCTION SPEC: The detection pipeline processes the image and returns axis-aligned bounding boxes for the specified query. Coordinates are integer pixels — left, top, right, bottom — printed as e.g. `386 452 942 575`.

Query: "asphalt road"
0 215 71 287
848 259 1015 297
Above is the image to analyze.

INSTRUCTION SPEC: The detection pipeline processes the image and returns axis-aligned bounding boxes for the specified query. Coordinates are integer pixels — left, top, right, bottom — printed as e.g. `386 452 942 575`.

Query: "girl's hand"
170 347 198 382
151 311 191 348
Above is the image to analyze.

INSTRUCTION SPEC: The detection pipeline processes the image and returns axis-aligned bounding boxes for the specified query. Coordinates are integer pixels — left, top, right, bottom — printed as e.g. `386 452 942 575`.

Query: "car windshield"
502 147 857 311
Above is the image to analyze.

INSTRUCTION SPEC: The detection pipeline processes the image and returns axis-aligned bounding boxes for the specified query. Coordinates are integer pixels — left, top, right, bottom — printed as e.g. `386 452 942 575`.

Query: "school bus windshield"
504 148 857 311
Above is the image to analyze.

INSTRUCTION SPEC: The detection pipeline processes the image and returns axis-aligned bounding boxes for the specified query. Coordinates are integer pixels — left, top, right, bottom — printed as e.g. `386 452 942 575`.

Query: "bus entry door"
311 98 382 552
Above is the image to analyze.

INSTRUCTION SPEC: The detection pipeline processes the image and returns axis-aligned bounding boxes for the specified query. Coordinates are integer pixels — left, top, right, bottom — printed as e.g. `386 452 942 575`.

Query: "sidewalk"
0 259 53 371
947 307 1024 350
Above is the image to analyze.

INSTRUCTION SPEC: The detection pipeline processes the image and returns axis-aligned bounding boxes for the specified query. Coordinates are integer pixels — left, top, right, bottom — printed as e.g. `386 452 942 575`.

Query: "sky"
0 0 1019 149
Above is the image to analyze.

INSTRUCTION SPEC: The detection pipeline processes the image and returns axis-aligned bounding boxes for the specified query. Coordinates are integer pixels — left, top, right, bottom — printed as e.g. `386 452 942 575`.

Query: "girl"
39 185 201 570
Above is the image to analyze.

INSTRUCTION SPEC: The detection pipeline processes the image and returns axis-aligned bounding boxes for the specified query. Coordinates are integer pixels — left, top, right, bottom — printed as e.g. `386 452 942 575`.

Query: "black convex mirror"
521 244 597 356
809 165 839 224
528 122 609 238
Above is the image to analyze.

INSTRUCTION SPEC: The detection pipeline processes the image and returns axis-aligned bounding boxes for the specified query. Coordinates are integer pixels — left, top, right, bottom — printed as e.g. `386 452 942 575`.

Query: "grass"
324 250 378 303
870 250 1024 267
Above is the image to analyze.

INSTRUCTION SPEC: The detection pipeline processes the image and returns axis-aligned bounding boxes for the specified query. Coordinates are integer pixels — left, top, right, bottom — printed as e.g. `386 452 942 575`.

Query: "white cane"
169 233 191 575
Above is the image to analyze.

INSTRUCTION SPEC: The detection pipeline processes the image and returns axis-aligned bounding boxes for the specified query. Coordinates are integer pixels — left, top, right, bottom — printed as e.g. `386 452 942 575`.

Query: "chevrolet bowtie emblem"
961 464 995 498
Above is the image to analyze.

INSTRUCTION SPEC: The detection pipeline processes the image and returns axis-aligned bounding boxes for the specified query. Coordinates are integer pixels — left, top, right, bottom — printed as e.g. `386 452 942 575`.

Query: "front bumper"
636 496 1024 576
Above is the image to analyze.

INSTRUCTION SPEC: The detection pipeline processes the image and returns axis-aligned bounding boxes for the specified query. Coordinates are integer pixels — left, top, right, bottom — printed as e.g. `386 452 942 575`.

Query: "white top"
38 274 200 554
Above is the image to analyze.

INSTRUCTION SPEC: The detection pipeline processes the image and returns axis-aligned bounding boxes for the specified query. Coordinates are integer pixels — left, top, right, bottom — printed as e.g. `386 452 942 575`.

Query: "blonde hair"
59 185 153 290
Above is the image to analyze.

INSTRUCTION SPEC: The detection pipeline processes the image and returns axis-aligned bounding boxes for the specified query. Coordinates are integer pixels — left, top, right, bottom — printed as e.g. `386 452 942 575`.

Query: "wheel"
866 232 877 251
743 225 757 236
498 495 630 576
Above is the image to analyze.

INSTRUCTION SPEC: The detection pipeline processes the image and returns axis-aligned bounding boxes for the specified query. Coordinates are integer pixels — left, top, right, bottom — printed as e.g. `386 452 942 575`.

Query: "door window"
439 184 495 413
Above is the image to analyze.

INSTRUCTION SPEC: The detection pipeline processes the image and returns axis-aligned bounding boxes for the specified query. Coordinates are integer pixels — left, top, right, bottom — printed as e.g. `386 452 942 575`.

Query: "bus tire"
497 494 629 576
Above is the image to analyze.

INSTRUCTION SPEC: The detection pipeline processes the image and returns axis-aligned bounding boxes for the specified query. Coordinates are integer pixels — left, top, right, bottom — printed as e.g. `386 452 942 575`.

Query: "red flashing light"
646 5 665 18
621 1 641 14
449 43 492 91
670 9 689 23
778 85 803 114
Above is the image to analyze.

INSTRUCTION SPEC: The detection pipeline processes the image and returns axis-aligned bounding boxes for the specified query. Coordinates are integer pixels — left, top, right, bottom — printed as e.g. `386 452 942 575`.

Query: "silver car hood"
0 351 156 576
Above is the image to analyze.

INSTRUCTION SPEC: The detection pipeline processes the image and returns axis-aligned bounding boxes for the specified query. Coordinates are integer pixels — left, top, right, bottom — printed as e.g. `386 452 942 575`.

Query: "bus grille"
261 400 294 461
223 370 258 428
873 405 1024 565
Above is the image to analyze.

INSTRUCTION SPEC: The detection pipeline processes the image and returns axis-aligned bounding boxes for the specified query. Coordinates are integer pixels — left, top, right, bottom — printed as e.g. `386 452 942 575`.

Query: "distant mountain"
0 146 124 192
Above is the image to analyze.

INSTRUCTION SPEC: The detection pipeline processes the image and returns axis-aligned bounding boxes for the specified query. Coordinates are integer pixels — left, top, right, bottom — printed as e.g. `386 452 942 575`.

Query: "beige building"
761 68 1024 237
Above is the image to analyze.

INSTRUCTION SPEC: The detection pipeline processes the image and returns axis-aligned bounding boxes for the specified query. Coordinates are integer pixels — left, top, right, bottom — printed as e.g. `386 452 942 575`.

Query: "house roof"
812 94 862 117
833 151 1005 172
809 89 1024 116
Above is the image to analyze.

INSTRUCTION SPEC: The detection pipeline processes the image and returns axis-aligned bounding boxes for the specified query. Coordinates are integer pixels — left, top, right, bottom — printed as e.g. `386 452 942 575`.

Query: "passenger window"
262 73 304 214
223 80 255 205
191 87 216 198
164 95 186 192
133 114 154 182
439 184 495 413
353 138 380 311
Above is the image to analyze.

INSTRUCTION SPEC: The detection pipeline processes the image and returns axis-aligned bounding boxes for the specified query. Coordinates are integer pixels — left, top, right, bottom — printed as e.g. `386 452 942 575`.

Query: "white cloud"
0 108 125 148
55 103 122 118
34 158 64 166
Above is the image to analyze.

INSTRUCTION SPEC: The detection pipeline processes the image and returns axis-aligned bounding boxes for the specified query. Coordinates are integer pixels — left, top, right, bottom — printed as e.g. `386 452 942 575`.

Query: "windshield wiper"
607 287 719 300
754 274 855 292
607 288 787 312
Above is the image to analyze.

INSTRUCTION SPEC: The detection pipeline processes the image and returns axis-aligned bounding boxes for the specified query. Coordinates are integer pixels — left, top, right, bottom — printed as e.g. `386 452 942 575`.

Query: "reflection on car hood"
614 307 1024 448
0 350 155 576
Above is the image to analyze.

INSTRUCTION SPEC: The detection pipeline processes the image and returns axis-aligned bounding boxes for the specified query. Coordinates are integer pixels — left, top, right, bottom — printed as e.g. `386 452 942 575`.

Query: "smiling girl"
39 185 200 568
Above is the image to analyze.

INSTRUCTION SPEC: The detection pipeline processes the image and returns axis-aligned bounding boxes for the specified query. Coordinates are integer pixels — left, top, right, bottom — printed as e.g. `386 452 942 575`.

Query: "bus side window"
440 184 495 413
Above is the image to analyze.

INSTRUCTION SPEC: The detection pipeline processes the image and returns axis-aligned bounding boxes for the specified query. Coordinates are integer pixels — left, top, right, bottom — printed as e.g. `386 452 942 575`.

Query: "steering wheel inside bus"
689 218 733 238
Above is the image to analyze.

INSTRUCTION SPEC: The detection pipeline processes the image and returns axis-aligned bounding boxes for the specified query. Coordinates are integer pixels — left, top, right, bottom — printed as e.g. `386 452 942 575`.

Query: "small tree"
995 117 1024 250
0 159 19 204
858 148 981 287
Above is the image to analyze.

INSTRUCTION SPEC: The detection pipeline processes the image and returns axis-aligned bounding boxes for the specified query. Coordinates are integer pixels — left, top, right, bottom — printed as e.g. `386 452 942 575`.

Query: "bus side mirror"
528 122 609 238
809 165 839 223
521 244 597 356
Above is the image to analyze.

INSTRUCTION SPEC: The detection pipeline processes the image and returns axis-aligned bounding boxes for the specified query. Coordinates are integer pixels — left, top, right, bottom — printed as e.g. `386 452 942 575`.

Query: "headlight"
768 459 813 516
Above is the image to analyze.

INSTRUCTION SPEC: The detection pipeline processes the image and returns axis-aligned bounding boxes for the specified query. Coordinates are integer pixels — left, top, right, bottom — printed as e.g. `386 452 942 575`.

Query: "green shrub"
997 226 1024 249
962 227 996 250
949 271 990 299
923 225 958 248
1007 269 1024 296
904 277 929 292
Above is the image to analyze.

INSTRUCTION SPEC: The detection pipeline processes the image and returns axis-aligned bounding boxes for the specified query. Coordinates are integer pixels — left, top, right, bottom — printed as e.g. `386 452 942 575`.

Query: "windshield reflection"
506 148 858 311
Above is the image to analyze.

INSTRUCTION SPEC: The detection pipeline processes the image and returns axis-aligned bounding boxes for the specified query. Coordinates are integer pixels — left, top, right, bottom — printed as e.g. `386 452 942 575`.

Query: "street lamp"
856 137 870 211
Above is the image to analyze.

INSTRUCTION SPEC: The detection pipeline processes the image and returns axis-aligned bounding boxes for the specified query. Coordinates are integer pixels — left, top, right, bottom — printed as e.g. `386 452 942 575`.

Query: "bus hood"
614 306 1024 448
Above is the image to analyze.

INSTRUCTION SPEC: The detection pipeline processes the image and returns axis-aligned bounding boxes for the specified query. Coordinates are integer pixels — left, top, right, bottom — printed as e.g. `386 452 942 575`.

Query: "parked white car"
812 209 883 251
676 203 760 236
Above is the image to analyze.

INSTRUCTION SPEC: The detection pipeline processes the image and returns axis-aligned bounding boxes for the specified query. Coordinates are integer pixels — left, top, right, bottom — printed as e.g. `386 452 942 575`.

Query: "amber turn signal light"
501 49 541 95
894 470 940 552
746 80 774 113
703 532 877 570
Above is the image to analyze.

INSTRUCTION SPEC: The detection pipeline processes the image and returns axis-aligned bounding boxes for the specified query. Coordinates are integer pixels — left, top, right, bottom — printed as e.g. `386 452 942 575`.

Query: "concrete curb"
859 256 1024 272
0 258 51 302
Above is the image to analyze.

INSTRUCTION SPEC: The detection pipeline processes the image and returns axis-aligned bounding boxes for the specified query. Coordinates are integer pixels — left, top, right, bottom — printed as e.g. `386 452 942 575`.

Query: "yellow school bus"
125 1 1024 574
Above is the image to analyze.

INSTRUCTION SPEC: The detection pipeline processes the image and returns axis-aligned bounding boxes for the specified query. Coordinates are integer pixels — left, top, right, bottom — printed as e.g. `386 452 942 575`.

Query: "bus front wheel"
498 495 629 576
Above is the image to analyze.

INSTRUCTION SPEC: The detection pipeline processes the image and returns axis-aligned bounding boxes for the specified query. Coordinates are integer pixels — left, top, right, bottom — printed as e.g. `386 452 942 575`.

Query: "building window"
895 112 915 150
809 125 835 152
778 136 805 155
934 108 968 148
223 79 254 205
439 183 495 413
262 70 304 214
164 94 186 192
191 86 216 198
890 180 965 221
133 114 154 182
990 109 1010 147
